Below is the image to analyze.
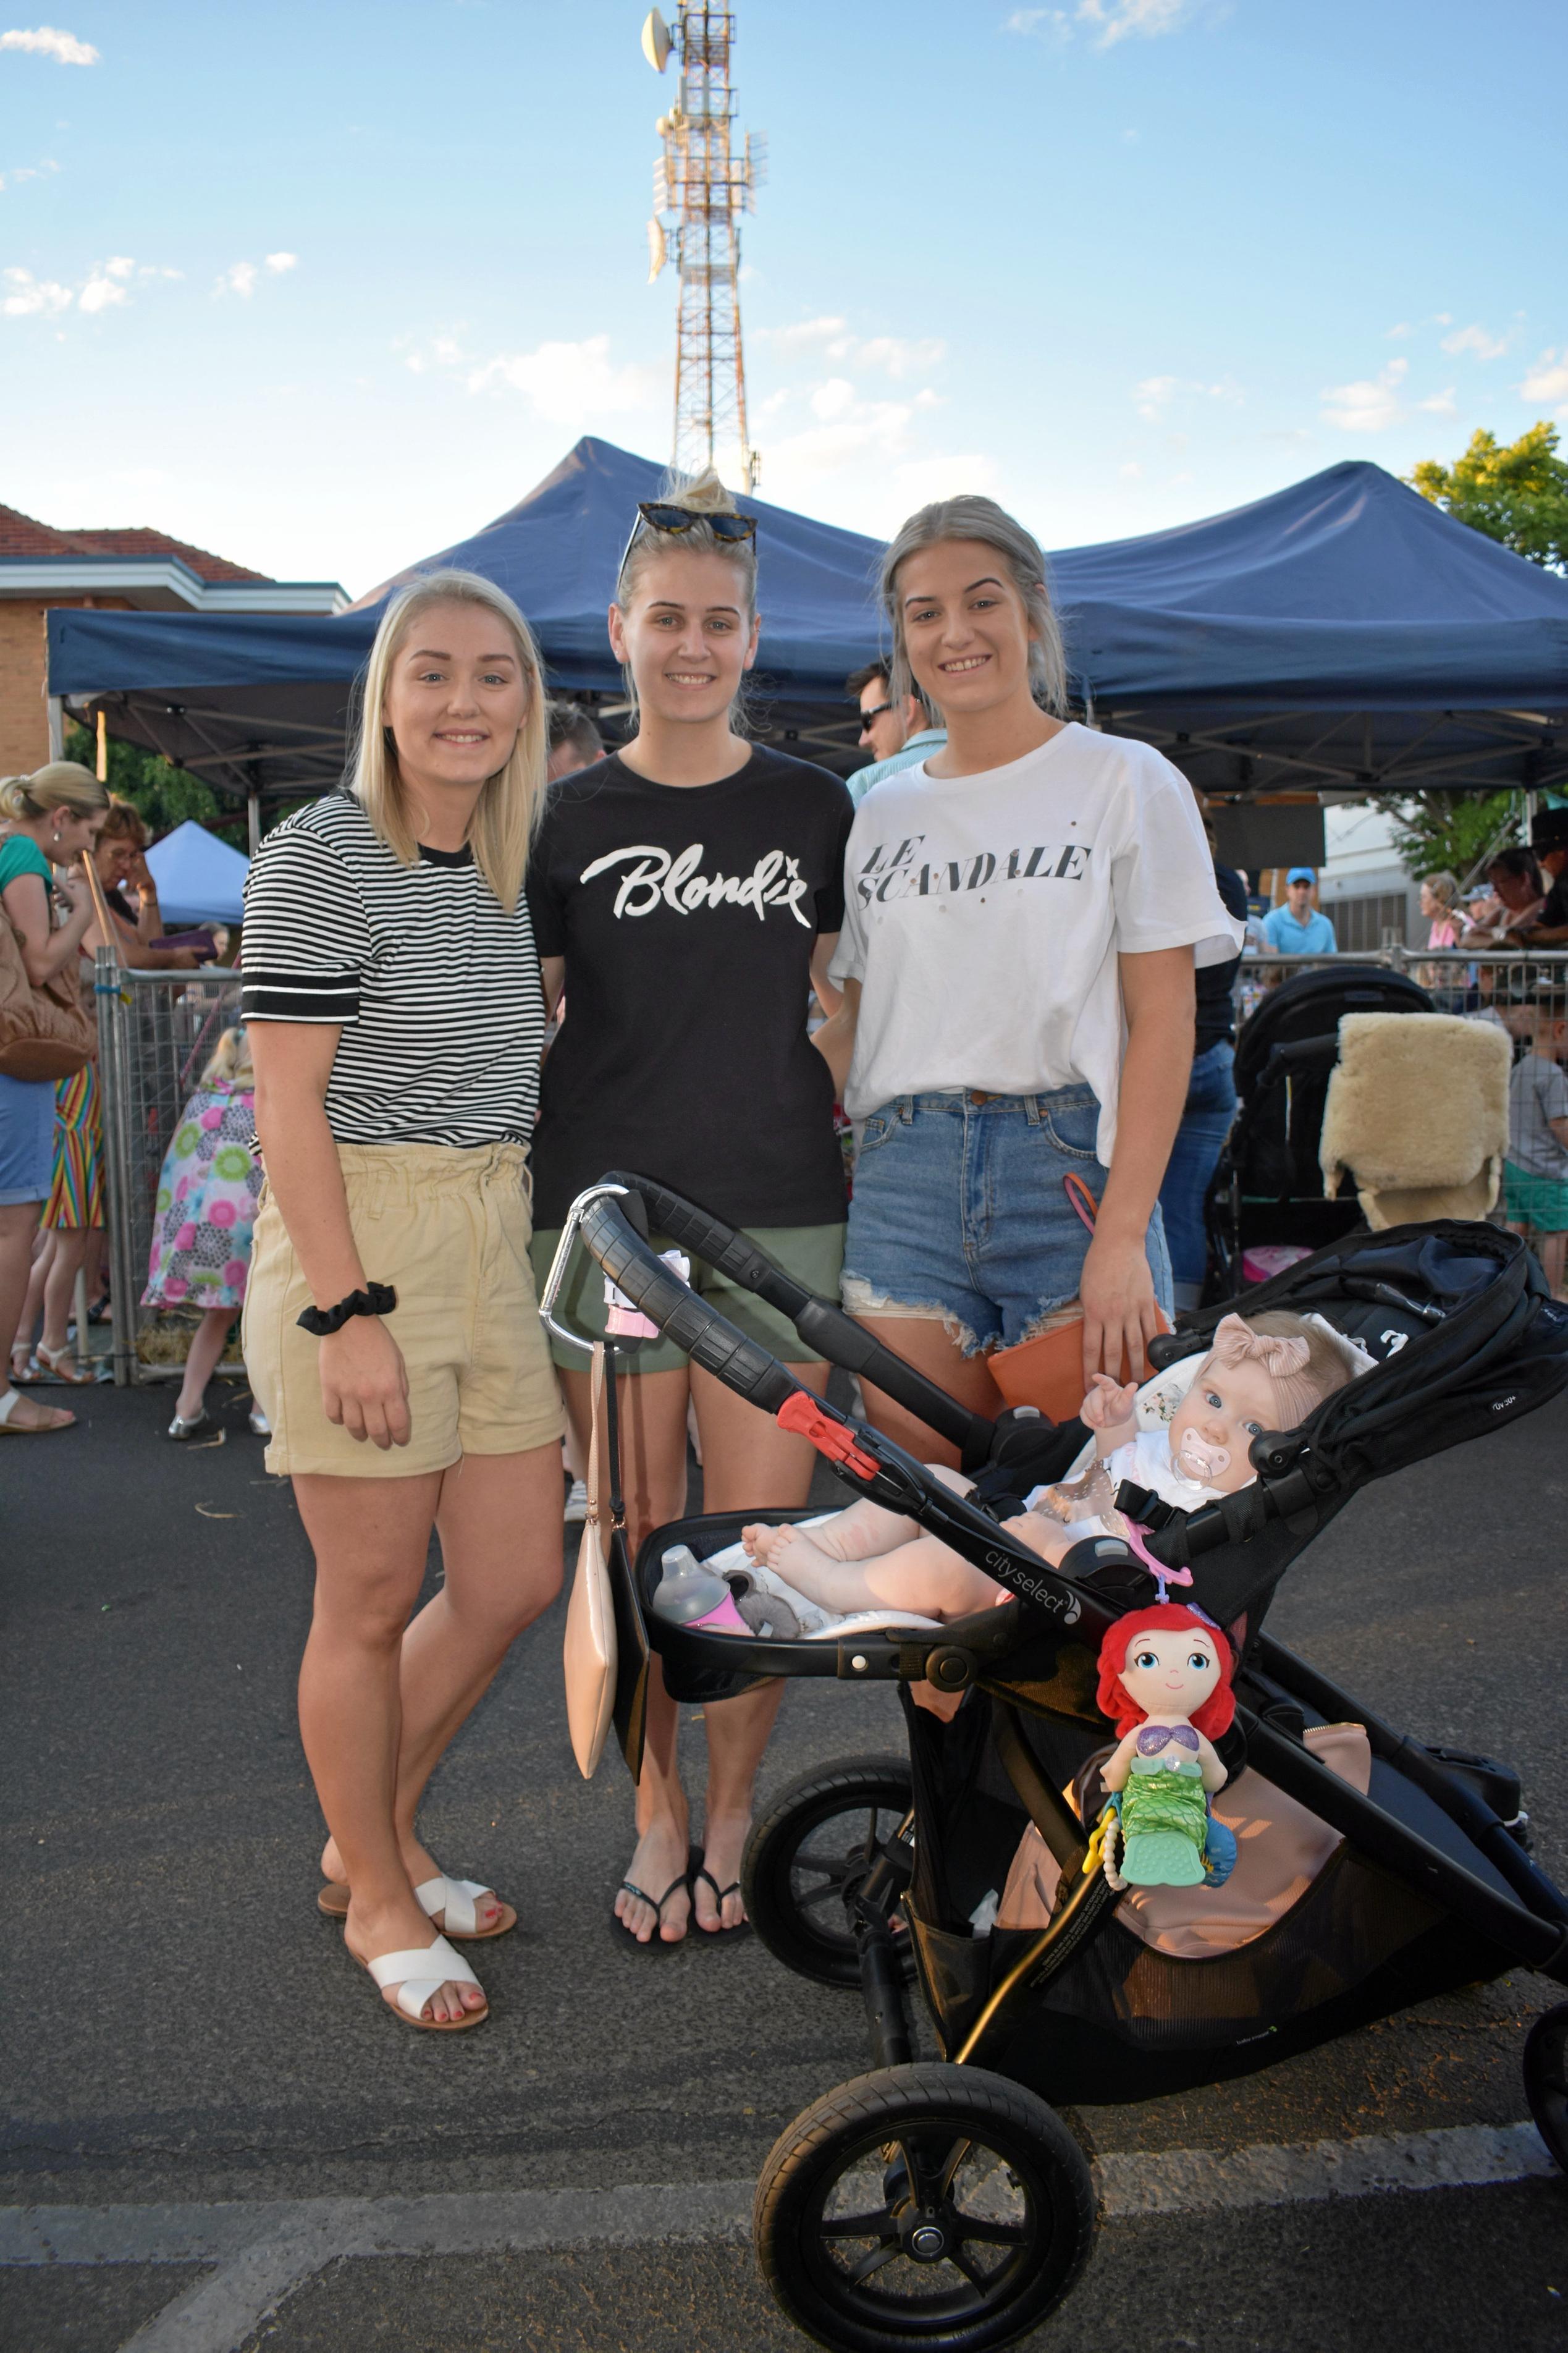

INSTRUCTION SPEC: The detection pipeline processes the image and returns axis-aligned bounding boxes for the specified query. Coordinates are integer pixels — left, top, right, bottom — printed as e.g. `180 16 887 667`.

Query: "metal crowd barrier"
95 949 246 1388
1234 945 1568 1029
93 942 1568 1389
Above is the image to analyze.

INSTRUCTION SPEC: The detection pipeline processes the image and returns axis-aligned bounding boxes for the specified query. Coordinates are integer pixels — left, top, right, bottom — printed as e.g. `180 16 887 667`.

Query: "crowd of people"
2 475 1564 2037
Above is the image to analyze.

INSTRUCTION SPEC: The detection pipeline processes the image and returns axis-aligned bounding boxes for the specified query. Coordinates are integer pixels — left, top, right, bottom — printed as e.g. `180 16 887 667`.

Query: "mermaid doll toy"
1095 1604 1237 1890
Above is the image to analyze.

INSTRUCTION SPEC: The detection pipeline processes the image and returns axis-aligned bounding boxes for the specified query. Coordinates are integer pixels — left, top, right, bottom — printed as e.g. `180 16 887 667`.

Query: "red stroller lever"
776 1392 879 1481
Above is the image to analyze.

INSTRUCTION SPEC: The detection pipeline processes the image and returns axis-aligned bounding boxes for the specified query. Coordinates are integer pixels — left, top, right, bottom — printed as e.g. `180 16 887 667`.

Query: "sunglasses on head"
618 500 758 579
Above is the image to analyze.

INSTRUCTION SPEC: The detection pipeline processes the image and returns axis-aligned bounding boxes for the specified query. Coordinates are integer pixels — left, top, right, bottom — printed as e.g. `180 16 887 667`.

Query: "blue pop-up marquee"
47 436 1568 806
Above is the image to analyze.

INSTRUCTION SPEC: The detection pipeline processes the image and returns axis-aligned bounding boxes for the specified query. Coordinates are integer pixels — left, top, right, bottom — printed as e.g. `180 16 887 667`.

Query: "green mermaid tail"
1121 1828 1207 1886
1118 1753 1208 1887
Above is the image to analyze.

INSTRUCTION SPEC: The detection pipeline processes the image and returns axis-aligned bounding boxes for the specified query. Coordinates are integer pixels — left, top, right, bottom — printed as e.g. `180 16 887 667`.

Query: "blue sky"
2 0 1564 598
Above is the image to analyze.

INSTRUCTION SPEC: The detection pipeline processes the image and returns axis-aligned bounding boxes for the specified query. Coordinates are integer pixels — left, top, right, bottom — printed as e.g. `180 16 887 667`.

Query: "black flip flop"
612 1848 696 1951
691 1849 752 1942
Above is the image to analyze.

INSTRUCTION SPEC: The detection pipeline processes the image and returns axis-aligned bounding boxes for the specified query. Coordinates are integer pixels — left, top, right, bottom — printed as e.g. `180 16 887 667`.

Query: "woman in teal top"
0 761 107 1435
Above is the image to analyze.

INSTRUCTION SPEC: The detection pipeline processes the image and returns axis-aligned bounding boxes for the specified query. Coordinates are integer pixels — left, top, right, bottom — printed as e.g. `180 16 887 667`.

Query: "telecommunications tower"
640 6 765 491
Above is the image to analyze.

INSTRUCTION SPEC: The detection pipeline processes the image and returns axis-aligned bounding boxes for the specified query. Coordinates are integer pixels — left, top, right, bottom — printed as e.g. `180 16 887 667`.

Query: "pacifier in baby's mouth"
1177 1430 1231 1482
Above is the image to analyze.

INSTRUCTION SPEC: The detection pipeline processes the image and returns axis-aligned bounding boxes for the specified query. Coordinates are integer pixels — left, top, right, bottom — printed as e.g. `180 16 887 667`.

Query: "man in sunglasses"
844 660 947 808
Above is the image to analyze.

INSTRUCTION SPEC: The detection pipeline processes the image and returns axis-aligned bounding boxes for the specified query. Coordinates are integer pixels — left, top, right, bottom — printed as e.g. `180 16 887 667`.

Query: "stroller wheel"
1523 2002 1568 2173
756 2062 1094 2353
744 1757 916 1990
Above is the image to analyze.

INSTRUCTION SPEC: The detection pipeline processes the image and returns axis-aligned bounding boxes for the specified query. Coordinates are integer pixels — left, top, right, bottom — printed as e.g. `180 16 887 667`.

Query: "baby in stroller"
735 1312 1353 1633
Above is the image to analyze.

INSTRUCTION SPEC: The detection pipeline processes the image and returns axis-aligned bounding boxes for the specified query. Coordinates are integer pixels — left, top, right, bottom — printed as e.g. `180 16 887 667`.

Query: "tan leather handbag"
562 1343 618 1779
0 869 94 1081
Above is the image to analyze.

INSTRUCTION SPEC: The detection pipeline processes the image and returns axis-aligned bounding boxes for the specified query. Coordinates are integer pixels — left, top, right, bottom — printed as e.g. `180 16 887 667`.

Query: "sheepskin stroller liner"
1205 961 1433 1296
544 1177 1568 2351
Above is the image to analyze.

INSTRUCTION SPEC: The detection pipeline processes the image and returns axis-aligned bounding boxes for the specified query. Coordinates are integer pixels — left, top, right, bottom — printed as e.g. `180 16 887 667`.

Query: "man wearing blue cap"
1260 867 1338 955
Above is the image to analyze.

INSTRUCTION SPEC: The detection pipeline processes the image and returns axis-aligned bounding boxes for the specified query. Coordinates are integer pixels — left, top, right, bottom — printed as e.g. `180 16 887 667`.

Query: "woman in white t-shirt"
818 496 1242 1461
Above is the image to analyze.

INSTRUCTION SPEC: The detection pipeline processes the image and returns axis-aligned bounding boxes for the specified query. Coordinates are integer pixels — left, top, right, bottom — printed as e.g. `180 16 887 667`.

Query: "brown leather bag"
0 874 95 1081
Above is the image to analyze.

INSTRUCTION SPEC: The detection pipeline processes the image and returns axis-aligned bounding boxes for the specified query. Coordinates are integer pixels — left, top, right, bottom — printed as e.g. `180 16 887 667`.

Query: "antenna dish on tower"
641 9 673 70
646 219 667 282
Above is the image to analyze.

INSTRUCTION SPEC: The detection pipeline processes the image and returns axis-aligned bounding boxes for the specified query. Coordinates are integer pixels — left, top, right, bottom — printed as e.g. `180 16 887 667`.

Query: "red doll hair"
1096 1604 1236 1741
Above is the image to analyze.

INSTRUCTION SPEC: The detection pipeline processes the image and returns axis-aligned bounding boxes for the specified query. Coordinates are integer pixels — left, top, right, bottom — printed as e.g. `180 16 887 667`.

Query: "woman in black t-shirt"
528 472 852 1950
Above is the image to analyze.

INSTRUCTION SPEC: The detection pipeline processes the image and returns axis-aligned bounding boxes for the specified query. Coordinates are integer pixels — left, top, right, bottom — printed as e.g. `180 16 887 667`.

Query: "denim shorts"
842 1087 1171 1356
0 1072 57 1207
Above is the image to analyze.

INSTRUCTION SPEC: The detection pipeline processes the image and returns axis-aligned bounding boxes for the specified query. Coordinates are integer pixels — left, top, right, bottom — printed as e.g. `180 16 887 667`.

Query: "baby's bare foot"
751 1523 844 1597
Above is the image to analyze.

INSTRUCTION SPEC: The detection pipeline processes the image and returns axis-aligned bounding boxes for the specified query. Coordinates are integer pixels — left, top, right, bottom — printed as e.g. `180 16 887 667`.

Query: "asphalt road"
3 1373 1566 2352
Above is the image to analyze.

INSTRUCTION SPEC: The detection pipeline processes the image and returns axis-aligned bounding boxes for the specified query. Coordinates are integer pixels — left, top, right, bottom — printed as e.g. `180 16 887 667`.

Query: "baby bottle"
651 1545 750 1636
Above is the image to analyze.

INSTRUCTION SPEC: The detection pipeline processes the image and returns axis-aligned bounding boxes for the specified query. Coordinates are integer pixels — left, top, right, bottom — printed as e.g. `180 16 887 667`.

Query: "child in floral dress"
141 1026 266 1438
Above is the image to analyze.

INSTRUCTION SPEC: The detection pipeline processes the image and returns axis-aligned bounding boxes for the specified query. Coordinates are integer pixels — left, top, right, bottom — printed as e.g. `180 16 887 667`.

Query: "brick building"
0 504 345 775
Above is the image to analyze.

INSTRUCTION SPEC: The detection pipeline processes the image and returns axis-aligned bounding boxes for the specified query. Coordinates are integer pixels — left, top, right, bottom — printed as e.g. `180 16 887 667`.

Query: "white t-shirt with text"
828 725 1244 1163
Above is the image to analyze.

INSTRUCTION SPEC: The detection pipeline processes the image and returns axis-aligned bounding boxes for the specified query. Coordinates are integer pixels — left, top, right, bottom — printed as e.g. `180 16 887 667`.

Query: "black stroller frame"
543 1174 1568 2353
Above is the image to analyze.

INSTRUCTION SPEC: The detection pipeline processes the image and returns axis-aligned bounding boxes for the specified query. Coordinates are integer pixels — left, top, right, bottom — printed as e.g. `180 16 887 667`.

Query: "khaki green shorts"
531 1220 846 1375
245 1141 563 1477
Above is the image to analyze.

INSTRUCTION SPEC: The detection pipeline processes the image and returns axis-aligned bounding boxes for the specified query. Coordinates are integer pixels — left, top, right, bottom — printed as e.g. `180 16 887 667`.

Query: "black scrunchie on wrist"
296 1282 397 1337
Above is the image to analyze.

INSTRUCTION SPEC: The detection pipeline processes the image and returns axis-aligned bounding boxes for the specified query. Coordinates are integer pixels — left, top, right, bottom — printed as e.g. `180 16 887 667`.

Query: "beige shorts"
243 1140 563 1479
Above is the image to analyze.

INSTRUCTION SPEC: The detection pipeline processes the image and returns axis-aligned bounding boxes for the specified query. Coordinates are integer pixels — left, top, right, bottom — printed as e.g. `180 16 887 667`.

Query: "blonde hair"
201 1024 255 1089
1423 869 1460 911
0 761 111 829
1211 1309 1355 1429
880 494 1068 719
352 569 547 913
614 468 759 731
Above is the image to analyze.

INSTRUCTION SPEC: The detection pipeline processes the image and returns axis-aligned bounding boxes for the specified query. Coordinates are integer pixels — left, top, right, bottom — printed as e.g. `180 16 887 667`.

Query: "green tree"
1386 788 1520 884
62 722 247 845
1407 422 1568 571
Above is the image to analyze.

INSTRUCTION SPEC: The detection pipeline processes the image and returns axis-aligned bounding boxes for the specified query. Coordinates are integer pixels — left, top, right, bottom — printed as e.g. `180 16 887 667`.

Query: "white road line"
0 2124 1554 2353
1094 2119 1555 2216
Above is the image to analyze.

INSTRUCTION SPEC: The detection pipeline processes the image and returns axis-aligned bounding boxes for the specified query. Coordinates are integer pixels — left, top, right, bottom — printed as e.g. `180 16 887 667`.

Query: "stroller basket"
544 1173 1568 2353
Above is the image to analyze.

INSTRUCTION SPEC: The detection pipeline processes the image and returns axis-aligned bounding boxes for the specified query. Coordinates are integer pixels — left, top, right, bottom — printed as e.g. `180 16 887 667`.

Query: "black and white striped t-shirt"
240 792 545 1147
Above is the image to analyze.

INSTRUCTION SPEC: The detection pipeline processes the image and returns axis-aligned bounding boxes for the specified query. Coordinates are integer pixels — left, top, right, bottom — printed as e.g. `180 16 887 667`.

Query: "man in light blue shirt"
1260 866 1338 955
845 661 948 806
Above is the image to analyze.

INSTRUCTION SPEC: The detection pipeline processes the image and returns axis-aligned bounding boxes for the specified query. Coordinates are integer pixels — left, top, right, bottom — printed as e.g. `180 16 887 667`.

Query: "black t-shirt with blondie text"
526 746 853 1230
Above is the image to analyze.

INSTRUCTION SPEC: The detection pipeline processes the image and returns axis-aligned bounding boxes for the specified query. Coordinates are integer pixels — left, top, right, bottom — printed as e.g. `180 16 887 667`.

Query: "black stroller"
544 1177 1568 2353
1205 962 1433 1298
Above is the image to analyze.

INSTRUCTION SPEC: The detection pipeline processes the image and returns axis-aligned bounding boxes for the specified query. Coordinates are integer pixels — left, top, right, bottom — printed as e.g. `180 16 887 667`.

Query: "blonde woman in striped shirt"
242 572 563 2034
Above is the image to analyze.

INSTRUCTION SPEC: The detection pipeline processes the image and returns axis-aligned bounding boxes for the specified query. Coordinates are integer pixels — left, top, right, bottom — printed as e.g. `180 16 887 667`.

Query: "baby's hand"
1081 1373 1138 1431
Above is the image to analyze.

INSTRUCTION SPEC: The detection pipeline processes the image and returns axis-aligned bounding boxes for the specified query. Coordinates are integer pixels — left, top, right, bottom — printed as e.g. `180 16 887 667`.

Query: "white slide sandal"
414 1874 517 1940
361 1933 488 2031
317 1869 516 1939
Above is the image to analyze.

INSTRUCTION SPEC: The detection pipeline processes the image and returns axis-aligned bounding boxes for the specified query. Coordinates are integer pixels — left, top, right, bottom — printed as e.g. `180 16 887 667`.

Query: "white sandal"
360 1933 488 2031
318 1870 516 1940
0 1385 75 1435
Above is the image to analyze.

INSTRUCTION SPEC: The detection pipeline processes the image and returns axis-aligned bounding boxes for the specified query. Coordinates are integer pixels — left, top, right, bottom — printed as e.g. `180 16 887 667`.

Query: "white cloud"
264 251 297 275
1441 321 1507 360
78 256 132 313
1134 371 1244 421
2 264 70 315
1119 459 1144 478
214 261 258 298
757 315 845 346
1009 0 1192 44
1385 321 1412 340
810 376 858 423
3 252 176 319
1415 387 1457 415
465 333 659 425
0 24 98 64
1520 349 1568 405
1320 357 1407 433
1076 0 1189 44
858 334 946 379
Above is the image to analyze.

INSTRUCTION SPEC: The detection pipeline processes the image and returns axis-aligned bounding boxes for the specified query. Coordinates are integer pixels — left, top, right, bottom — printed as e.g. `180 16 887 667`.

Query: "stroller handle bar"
552 1170 993 1463
549 1177 1098 1634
